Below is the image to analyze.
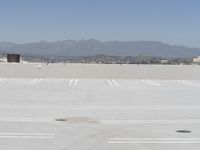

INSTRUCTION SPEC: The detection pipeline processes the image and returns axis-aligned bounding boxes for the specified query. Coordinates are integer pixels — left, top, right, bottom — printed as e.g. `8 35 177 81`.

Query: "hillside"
0 40 200 58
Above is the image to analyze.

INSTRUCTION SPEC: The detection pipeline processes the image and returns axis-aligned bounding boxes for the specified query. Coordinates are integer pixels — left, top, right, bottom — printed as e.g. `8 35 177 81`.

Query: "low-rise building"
0 57 7 62
193 56 200 63
161 59 168 64
7 54 20 63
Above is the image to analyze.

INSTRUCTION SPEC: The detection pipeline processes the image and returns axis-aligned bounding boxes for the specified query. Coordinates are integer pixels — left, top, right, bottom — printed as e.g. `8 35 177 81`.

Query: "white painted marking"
68 79 74 85
32 79 43 85
142 80 160 86
142 80 155 86
1 117 200 125
111 79 119 86
0 133 54 139
147 80 160 86
177 80 200 87
0 78 7 82
102 119 200 124
0 135 54 139
108 141 200 144
0 117 54 123
1 105 200 110
0 133 54 136
68 79 78 86
107 79 118 86
107 79 113 86
5 117 195 125
27 79 38 85
74 79 79 86
108 138 200 141
27 79 43 85
107 138 200 144
0 133 54 138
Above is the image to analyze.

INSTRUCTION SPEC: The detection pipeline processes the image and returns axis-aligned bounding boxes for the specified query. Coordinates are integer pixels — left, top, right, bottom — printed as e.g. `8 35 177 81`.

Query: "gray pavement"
0 78 200 149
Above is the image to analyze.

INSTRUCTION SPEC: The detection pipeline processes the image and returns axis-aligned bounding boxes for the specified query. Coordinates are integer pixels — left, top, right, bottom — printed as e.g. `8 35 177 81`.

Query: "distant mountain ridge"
0 39 200 58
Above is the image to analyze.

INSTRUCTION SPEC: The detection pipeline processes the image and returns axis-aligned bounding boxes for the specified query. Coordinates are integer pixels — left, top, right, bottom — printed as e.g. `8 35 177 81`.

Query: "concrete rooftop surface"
0 64 200 149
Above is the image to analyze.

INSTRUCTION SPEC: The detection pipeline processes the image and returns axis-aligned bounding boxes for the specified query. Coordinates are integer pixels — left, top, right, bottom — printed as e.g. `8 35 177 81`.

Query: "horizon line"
0 39 198 49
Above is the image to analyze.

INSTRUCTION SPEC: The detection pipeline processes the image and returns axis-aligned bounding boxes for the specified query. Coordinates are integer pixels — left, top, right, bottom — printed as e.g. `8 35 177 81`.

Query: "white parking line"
68 79 74 85
27 79 38 84
1 105 200 110
1 117 200 125
27 79 43 85
0 133 54 139
0 78 7 82
107 79 119 86
107 79 113 85
0 117 54 123
102 119 200 124
0 133 54 136
107 138 200 144
32 79 43 85
74 79 79 86
142 80 154 86
68 79 79 86
111 79 119 86
0 135 53 139
177 80 200 87
142 80 160 86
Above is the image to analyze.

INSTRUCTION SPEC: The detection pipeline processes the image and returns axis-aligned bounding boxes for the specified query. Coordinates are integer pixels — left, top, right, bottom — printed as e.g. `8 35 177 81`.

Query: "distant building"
7 54 20 63
0 57 7 62
193 56 200 63
160 59 168 64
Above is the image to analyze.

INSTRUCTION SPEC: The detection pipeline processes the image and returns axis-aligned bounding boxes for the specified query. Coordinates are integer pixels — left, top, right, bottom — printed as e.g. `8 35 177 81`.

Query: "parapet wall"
0 63 200 79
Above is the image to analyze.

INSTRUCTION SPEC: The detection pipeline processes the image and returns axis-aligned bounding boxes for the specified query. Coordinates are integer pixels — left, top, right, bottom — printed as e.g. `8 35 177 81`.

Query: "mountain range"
0 39 200 58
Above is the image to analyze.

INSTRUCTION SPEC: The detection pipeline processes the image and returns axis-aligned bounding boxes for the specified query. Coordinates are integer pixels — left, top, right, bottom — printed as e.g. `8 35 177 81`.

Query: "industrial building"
7 54 20 63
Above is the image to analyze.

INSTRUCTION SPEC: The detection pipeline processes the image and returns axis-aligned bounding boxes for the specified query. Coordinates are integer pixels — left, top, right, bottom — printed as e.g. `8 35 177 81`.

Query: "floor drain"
176 130 191 133
55 118 67 122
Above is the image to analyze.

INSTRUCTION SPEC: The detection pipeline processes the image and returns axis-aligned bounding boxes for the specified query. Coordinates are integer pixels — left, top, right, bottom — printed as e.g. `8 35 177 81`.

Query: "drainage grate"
176 130 191 133
55 118 67 122
55 117 98 123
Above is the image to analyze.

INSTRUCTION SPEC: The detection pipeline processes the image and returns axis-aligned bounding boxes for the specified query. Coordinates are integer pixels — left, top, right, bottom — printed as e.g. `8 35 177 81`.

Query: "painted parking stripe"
107 138 200 144
142 80 160 86
1 117 200 125
74 79 79 85
102 119 200 124
177 80 200 87
107 79 119 86
68 79 74 85
27 79 43 85
0 117 54 123
0 133 54 139
68 79 79 86
1 105 200 110
0 78 7 82
111 79 119 86
107 79 113 85
27 79 38 84
32 79 43 85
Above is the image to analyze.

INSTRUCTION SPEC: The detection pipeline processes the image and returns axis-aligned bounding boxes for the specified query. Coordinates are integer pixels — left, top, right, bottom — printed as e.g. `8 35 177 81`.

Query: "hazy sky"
0 0 200 47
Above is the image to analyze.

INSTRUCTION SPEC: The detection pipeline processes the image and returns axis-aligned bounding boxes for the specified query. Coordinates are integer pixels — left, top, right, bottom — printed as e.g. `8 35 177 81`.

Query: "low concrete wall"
0 63 200 79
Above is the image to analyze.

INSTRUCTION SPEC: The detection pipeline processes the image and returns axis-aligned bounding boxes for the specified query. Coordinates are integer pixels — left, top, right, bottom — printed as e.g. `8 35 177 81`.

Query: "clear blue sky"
0 0 200 47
